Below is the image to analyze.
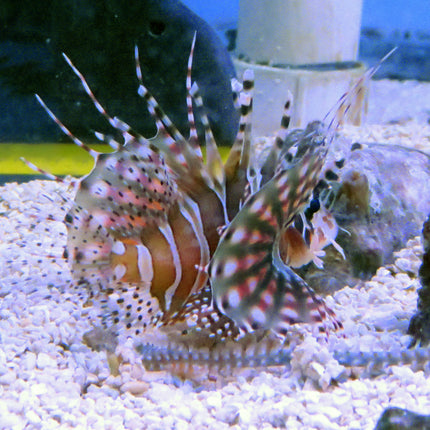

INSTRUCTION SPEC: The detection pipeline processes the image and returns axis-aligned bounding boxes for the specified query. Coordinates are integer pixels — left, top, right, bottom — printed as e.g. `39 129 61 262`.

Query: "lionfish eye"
309 198 320 214
148 20 166 37
305 198 320 220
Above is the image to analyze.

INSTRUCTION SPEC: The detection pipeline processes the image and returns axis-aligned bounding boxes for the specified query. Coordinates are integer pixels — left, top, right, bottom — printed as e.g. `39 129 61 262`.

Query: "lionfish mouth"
24 33 387 375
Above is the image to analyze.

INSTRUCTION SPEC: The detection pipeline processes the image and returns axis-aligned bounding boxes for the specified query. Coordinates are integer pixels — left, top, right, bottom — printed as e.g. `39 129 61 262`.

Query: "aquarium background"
0 0 429 183
183 0 429 32
182 0 430 81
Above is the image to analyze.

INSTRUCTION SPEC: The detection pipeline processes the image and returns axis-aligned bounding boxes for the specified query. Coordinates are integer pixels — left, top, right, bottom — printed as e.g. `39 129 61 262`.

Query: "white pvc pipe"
234 0 365 134
236 0 363 66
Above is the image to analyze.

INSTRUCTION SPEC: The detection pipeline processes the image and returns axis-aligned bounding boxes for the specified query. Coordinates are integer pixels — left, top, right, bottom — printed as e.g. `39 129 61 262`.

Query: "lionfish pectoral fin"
211 253 336 339
271 235 337 335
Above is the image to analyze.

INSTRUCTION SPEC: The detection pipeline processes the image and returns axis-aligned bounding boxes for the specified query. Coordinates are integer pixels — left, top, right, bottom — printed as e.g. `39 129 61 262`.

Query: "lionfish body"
30 34 376 360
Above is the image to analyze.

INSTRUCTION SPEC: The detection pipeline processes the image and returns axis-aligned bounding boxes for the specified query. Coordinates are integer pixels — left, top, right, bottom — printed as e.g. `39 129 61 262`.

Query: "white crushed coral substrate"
0 181 429 430
1 79 430 429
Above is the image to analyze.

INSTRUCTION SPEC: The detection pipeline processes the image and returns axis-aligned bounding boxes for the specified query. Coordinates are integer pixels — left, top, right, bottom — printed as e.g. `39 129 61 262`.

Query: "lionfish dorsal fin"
135 45 191 167
258 91 294 188
62 53 137 147
134 41 204 173
135 40 226 211
185 32 203 160
35 94 101 161
223 69 255 218
189 81 226 202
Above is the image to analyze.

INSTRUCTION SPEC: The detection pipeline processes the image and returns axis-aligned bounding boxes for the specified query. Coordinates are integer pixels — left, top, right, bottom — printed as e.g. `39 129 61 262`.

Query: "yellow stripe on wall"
0 143 230 177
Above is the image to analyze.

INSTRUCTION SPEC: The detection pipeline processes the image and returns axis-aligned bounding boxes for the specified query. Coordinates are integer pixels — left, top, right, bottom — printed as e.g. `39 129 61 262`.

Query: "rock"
0 0 238 146
374 407 430 430
408 215 430 346
300 142 430 294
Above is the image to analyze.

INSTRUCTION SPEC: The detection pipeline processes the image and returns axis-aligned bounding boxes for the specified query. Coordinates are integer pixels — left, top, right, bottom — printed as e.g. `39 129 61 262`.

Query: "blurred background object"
1 0 429 182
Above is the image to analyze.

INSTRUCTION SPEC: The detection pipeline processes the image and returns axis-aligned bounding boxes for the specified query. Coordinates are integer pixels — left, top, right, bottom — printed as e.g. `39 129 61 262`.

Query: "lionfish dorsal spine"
35 94 100 161
62 53 132 138
240 70 258 195
94 131 121 151
224 69 254 169
256 91 294 189
135 40 226 224
222 69 255 218
185 32 203 159
324 47 396 141
189 81 226 204
134 46 191 168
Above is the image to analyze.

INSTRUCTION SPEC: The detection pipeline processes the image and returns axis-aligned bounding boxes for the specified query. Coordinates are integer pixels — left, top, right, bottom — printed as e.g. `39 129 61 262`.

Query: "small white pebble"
22 352 37 371
0 371 16 385
26 410 42 425
205 392 222 410
36 352 56 369
120 381 150 396
31 383 48 396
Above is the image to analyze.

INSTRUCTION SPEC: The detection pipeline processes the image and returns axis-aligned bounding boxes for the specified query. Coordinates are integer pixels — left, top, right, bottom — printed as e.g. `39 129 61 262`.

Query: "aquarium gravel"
1 79 430 429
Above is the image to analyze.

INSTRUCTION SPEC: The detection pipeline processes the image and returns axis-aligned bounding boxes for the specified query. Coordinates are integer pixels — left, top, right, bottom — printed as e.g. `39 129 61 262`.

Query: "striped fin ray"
224 69 254 218
259 92 294 187
209 149 333 336
135 46 190 168
94 131 121 151
189 81 226 204
185 32 203 159
324 47 397 143
224 70 254 175
62 54 136 146
135 43 205 175
20 156 77 187
134 44 224 220
230 77 244 109
35 94 101 160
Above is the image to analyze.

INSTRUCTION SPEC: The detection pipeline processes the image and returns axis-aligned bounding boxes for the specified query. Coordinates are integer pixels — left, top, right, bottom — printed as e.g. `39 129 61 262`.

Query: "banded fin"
259 92 294 187
189 81 226 204
210 150 337 336
166 284 241 343
224 69 255 218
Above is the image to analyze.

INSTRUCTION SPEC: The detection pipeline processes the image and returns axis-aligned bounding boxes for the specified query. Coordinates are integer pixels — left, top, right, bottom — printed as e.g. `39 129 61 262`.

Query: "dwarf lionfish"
25 37 430 376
